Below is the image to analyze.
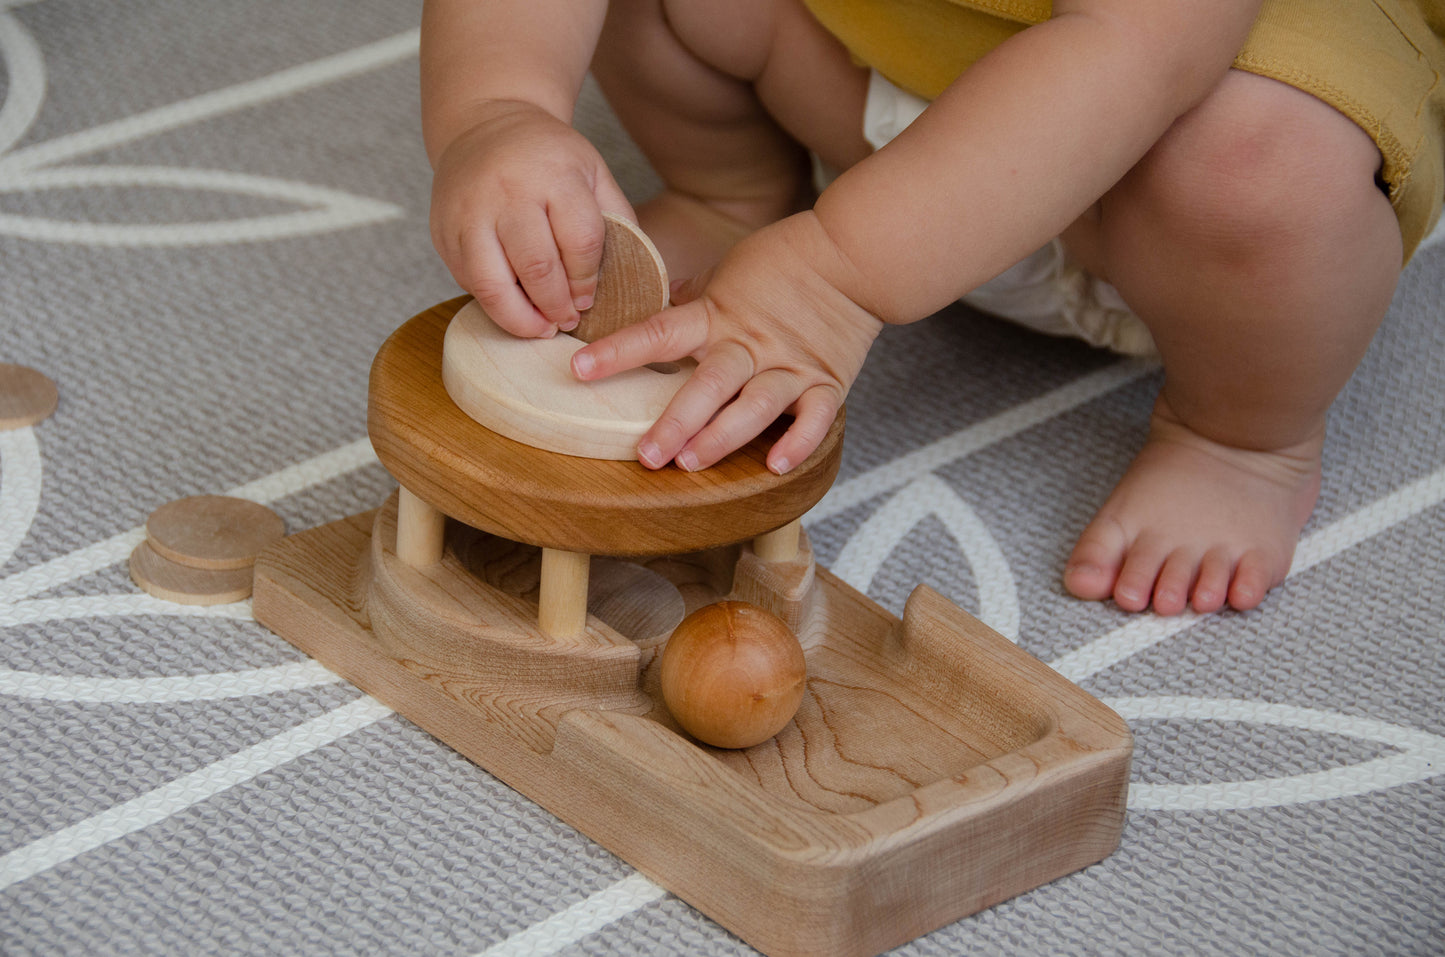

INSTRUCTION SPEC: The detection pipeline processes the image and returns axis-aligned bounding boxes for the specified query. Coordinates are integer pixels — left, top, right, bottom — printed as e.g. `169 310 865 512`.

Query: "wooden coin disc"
442 299 694 460
441 215 679 460
570 214 669 344
659 601 807 750
129 540 256 605
145 495 286 570
0 364 59 430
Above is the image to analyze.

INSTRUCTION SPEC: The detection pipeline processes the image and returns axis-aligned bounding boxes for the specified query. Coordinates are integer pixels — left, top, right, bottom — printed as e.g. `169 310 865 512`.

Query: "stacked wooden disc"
130 496 286 605
0 363 59 430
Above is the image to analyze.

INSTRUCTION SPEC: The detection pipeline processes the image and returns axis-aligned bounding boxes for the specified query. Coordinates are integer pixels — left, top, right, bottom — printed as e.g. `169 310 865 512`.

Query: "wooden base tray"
253 495 1132 957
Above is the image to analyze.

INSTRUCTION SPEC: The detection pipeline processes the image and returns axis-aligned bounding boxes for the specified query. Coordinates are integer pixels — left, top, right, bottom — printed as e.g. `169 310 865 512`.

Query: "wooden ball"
659 601 806 750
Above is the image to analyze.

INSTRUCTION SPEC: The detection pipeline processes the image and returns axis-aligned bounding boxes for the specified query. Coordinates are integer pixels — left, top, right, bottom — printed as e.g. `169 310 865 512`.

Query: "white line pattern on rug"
1107 697 1445 811
0 594 253 627
813 359 1153 523
0 165 401 245
0 437 376 605
0 28 419 172
0 19 417 244
475 873 670 957
833 473 1020 640
0 658 339 703
0 428 41 570
0 6 44 161
0 696 393 890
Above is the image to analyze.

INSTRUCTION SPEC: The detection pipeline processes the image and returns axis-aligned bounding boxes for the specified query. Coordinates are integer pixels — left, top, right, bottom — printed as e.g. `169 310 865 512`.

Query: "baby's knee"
1110 71 1388 264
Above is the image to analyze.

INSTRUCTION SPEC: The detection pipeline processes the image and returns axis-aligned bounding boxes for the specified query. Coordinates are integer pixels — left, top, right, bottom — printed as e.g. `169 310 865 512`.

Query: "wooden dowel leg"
396 487 446 566
753 519 801 563
539 548 590 637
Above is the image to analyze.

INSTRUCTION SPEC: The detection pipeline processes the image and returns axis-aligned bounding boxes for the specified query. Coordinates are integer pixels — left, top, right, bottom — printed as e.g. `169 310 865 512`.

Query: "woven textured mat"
2 2 1442 954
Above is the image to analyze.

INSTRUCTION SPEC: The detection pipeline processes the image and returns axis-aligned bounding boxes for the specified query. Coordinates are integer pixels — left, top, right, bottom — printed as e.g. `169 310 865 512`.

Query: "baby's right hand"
429 100 634 338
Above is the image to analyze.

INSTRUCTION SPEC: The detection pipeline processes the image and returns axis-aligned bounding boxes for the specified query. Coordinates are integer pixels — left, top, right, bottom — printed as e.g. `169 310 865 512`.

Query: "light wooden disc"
569 214 669 344
145 495 286 570
0 364 59 430
129 540 255 605
442 299 694 460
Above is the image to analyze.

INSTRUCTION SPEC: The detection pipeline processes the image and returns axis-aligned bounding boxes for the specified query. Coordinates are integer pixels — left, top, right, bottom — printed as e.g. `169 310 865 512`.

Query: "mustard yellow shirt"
803 0 1445 259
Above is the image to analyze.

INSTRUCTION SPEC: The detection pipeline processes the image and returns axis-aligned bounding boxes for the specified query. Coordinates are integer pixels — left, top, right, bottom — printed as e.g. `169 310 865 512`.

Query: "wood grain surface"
442 298 694 459
144 495 285 570
370 297 844 557
254 497 1133 957
570 214 669 343
129 540 255 605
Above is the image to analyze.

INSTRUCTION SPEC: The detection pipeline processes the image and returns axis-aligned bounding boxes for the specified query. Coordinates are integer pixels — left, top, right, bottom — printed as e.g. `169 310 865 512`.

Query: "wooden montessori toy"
252 216 1133 957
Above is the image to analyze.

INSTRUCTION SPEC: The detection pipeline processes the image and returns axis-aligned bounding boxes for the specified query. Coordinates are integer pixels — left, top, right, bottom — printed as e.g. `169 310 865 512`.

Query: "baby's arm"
576 0 1263 472
422 0 633 337
814 0 1264 315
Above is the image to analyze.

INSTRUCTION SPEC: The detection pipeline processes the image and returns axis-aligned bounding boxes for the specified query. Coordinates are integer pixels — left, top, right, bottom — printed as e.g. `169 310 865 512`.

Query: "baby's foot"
636 182 812 285
1063 397 1322 614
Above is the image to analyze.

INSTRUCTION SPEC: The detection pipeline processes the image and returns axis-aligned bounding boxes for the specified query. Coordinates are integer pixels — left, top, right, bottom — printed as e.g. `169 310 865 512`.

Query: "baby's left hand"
571 212 884 474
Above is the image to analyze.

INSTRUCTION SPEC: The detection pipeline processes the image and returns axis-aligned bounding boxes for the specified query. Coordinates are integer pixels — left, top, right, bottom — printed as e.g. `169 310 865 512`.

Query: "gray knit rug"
2 2 1442 954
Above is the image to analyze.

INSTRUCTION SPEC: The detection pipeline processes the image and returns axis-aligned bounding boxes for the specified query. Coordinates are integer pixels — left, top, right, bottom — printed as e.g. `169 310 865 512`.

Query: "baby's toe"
1227 548 1277 610
1151 549 1200 616
1112 540 1169 613
1191 548 1234 613
1063 521 1128 601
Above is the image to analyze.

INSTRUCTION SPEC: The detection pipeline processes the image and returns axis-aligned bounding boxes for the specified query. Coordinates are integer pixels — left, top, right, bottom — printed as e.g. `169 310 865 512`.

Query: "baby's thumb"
668 269 714 307
594 175 636 234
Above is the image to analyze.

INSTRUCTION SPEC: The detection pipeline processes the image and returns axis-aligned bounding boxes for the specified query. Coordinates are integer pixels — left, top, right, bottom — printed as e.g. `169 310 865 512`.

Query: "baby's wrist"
789 209 910 327
430 97 569 166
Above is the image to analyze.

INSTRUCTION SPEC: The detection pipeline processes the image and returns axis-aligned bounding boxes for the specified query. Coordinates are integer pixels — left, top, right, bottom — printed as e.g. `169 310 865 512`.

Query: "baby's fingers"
497 206 579 330
667 269 709 307
549 202 608 317
638 341 757 469
674 370 804 473
557 177 636 314
461 229 557 338
571 300 708 380
766 386 841 475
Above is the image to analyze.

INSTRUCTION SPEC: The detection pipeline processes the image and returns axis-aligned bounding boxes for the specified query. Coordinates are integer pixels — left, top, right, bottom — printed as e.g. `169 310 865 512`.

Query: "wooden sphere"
659 601 806 750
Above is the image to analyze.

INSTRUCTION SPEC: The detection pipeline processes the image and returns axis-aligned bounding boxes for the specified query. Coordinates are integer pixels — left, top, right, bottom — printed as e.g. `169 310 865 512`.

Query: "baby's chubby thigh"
1088 67 1398 448
596 0 872 178
1062 68 1401 614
